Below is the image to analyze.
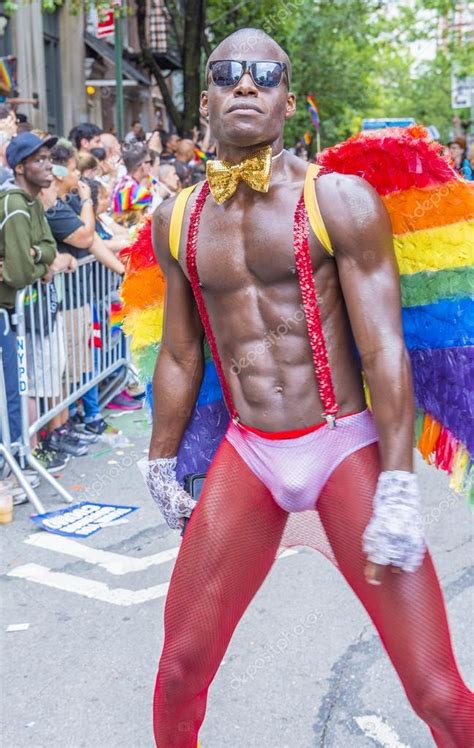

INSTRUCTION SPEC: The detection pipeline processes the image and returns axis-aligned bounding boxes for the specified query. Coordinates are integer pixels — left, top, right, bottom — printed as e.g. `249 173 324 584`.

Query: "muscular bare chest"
180 181 326 294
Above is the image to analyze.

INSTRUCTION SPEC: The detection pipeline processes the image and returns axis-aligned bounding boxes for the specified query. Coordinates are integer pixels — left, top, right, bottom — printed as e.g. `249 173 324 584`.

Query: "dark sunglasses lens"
251 62 283 87
211 61 243 87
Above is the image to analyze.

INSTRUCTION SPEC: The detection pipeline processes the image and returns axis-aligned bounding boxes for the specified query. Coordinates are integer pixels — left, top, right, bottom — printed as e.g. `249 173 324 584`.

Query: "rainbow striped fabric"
0 56 15 93
113 176 152 214
319 125 474 500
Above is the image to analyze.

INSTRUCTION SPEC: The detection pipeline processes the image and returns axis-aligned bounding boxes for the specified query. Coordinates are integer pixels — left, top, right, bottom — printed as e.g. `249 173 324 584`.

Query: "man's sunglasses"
208 60 289 89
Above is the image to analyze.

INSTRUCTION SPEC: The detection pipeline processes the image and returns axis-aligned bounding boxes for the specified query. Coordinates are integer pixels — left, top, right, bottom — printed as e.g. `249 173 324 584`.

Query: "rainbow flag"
306 95 320 130
303 131 313 146
110 300 124 332
113 181 152 213
0 57 15 94
194 146 208 163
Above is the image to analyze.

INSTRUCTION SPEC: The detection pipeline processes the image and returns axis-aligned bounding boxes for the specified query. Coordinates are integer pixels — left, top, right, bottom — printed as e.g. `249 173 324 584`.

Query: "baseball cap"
6 132 58 169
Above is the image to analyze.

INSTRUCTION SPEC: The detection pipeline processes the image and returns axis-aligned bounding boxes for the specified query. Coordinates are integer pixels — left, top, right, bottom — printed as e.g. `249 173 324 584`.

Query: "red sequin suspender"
294 195 339 423
186 182 238 420
186 183 338 424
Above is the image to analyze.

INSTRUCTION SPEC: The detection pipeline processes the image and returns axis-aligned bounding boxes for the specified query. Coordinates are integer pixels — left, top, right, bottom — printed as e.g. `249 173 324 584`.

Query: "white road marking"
8 564 169 606
9 537 300 606
24 533 179 575
278 548 298 559
6 623 30 632
355 715 410 747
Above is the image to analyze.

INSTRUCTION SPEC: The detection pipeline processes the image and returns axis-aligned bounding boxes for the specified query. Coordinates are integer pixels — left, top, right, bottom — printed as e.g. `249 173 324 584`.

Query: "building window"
149 0 169 53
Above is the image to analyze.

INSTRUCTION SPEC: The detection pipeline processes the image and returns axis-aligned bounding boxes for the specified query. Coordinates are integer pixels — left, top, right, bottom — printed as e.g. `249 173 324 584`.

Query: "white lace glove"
137 456 196 530
362 471 426 573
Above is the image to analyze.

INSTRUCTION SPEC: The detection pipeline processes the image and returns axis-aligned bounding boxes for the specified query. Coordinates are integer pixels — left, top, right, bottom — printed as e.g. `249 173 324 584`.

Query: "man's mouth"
226 103 262 114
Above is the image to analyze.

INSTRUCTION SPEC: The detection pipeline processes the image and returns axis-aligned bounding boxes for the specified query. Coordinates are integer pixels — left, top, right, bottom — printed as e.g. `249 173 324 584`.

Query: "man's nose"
234 71 257 96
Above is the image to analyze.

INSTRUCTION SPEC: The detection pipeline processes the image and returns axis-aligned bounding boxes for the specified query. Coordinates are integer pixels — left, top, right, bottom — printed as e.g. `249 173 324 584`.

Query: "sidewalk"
1 414 473 747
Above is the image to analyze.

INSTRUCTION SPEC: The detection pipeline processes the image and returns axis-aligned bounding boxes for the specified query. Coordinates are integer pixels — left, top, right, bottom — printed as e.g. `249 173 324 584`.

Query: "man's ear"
285 93 297 120
200 91 209 119
15 163 24 176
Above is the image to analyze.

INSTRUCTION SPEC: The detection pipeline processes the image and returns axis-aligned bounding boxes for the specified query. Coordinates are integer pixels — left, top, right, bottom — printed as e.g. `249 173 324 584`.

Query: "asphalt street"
1 410 473 748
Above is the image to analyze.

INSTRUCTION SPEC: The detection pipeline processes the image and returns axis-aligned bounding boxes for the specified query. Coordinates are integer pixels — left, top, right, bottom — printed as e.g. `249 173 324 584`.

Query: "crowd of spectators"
0 109 213 508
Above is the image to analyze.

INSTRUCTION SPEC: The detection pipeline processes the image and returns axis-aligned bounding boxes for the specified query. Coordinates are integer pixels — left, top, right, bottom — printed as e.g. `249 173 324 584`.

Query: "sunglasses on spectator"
208 60 289 89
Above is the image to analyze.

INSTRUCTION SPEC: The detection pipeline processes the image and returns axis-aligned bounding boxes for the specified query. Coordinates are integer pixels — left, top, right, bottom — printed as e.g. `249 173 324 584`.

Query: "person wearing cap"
0 132 59 306
0 132 80 475
447 136 473 180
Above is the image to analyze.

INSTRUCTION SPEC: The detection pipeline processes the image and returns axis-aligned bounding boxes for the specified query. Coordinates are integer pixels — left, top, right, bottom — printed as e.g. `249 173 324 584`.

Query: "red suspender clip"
323 413 337 429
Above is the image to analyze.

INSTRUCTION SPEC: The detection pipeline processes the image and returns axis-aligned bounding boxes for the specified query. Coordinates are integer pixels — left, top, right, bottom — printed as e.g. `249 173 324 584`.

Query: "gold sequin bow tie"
206 145 273 204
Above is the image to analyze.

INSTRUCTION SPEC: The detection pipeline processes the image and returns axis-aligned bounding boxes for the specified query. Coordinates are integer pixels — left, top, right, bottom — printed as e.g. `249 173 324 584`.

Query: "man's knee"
158 648 206 703
407 675 456 724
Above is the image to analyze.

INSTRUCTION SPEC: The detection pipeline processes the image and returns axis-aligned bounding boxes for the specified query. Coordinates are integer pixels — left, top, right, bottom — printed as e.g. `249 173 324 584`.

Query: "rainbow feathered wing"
320 125 473 499
120 126 473 498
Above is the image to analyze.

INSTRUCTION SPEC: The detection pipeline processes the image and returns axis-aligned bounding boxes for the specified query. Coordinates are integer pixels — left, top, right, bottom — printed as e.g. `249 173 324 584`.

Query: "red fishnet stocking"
153 439 287 746
153 441 474 747
317 444 474 748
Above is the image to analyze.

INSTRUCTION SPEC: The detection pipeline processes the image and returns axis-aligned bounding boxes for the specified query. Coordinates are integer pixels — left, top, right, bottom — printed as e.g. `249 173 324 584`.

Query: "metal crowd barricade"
11 256 130 510
1 310 46 513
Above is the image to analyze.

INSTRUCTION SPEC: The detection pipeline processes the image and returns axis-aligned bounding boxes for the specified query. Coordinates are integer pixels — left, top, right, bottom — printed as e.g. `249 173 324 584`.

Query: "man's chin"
220 127 272 149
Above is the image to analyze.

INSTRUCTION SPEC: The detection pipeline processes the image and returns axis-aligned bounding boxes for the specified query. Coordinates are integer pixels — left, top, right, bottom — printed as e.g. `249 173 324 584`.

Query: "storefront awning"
84 32 151 87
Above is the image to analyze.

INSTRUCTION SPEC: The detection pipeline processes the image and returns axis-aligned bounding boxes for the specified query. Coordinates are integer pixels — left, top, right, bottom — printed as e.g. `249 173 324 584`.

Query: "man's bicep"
326 177 404 357
152 197 175 270
152 200 203 358
338 249 404 361
161 259 203 360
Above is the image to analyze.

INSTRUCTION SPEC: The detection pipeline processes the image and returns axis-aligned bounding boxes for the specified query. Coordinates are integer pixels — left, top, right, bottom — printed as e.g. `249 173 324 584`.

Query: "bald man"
100 132 121 159
144 28 474 747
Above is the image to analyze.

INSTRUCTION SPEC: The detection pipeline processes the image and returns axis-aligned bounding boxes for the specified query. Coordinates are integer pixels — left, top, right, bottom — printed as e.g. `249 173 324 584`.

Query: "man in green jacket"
0 132 58 308
0 132 60 469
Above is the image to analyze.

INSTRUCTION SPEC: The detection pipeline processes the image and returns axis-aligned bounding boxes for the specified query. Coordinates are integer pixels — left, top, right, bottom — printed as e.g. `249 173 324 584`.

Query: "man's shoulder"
0 189 35 222
154 181 205 235
316 171 391 256
316 171 382 222
0 188 34 209
152 194 179 238
317 170 370 193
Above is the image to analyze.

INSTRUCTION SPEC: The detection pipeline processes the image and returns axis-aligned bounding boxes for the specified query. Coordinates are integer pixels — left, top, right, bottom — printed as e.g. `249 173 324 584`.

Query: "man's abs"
204 273 366 430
